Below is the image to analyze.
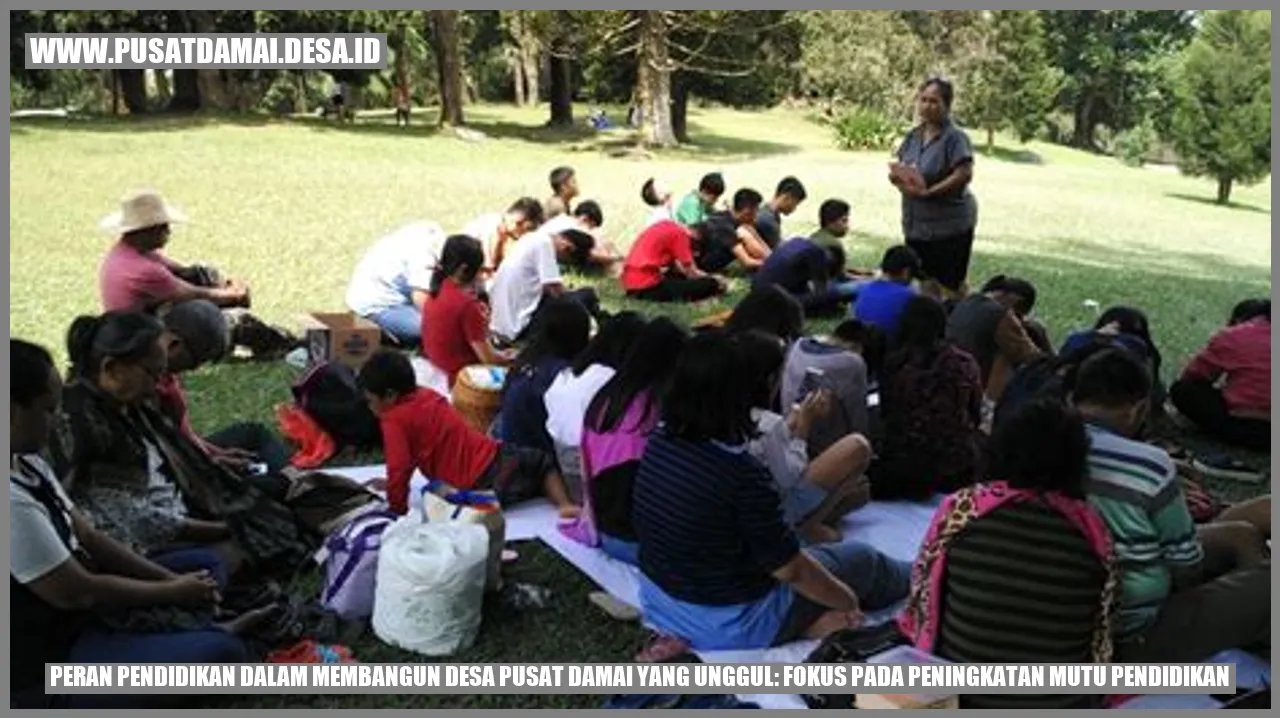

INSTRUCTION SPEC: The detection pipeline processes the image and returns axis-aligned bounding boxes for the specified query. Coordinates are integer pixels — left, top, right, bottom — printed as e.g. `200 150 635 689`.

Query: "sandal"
634 633 691 663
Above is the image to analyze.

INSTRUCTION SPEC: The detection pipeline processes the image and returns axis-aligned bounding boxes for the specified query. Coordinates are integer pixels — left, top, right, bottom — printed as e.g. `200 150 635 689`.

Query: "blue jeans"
61 548 247 708
368 304 422 346
773 541 912 645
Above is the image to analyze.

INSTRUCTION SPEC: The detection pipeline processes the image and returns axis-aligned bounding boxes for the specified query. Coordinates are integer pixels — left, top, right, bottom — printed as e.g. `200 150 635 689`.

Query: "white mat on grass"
326 465 1269 709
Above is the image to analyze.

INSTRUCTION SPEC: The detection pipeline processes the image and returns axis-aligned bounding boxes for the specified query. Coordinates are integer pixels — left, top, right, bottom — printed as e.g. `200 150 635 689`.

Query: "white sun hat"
99 190 188 234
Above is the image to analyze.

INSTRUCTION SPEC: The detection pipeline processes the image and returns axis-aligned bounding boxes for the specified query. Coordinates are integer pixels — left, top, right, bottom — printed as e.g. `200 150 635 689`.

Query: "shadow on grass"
1165 191 1270 216
670 119 802 160
976 144 1044 165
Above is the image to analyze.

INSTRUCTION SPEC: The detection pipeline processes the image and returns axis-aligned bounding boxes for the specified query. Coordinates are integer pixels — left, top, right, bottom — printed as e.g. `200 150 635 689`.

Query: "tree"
501 10 541 107
429 10 466 126
799 11 929 119
1170 10 1271 204
1041 10 1196 149
965 11 1062 150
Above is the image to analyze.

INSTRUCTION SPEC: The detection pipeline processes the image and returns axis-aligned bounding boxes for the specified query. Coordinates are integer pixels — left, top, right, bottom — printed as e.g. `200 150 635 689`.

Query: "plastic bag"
421 481 506 591
372 517 488 657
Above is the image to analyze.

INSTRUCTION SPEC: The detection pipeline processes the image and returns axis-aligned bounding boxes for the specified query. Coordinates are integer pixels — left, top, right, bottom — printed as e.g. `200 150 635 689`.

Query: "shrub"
832 107 902 152
1114 120 1157 167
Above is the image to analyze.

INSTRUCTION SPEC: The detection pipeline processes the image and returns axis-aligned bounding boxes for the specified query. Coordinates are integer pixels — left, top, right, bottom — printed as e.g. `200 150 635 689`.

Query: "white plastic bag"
372 517 489 657
422 483 506 591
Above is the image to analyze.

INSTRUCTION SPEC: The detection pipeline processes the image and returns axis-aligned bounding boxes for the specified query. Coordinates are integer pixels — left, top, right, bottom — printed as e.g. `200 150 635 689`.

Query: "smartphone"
795 367 826 407
247 463 268 476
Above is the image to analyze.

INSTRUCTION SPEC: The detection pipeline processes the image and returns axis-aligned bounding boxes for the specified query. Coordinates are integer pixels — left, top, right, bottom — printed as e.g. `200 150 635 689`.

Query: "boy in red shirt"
358 349 580 517
1170 299 1271 452
621 219 726 303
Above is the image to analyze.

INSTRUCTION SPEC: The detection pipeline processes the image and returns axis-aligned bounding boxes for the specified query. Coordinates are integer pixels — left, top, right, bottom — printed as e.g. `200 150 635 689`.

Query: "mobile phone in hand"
795 367 826 409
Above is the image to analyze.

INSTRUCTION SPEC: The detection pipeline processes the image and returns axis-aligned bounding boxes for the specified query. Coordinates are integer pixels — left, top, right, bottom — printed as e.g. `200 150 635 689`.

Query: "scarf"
896 481 1119 663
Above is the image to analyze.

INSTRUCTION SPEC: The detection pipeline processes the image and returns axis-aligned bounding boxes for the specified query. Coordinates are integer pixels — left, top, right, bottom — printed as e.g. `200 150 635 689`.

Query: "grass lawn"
9 103 1272 706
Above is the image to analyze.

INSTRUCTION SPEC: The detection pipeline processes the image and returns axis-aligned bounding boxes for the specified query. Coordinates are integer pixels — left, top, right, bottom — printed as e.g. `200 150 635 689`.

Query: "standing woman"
890 78 978 301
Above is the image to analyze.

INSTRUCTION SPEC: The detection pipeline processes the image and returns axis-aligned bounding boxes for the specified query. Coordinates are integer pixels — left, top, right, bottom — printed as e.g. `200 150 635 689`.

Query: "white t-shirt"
488 231 562 340
10 454 81 585
544 364 617 448
346 221 447 316
646 204 674 227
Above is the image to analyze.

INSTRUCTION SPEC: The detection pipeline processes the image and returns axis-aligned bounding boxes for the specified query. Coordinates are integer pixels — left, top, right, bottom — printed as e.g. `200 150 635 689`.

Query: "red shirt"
100 241 185 312
1182 318 1271 418
421 279 489 385
621 220 695 292
379 388 500 514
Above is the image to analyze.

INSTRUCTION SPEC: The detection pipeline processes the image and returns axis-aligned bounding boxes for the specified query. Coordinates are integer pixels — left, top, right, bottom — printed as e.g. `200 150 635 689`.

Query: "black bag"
173 263 224 288
801 622 909 709
291 362 381 451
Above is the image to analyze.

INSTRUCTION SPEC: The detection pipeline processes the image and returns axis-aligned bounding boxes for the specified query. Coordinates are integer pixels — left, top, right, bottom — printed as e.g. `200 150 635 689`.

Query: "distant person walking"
394 83 411 127
889 78 978 301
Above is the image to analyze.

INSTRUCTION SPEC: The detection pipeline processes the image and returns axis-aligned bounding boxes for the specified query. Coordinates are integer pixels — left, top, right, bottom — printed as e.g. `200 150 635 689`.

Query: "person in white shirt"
345 220 448 345
642 177 676 226
9 339 251 709
487 226 600 343
462 197 545 277
541 200 622 276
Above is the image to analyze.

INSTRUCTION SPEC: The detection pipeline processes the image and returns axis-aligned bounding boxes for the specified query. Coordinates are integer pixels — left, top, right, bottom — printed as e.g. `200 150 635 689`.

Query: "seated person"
544 312 646 502
631 330 911 652
1072 349 1270 662
421 234 516 386
51 312 315 577
345 219 449 346
487 225 598 343
810 199 874 281
873 296 985 501
641 177 675 226
499 298 591 467
99 191 249 314
694 188 770 274
359 350 578 516
673 172 725 227
545 165 579 219
723 284 806 345
945 274 1043 402
992 334 1122 437
561 318 688 565
755 176 807 250
1061 306 1165 408
10 339 248 709
462 196 545 275
621 219 725 303
752 236 852 317
541 200 622 275
739 331 872 545
899 398 1115 709
781 319 882 458
155 300 292 490
1170 299 1270 452
853 245 922 341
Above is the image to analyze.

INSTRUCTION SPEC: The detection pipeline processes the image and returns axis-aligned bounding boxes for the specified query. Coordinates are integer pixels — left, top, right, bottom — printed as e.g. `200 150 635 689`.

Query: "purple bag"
319 508 399 620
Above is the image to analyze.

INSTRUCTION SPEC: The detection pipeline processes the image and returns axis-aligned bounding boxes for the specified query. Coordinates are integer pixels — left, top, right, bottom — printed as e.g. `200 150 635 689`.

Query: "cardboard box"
300 312 382 370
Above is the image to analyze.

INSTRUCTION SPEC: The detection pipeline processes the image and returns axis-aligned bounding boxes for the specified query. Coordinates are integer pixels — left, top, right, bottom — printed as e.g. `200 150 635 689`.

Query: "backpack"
291 361 381 451
317 508 399 620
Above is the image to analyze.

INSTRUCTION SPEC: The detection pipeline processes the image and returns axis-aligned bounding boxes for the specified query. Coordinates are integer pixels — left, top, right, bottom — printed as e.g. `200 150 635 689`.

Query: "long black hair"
737 330 788 412
428 234 484 298
1094 306 1162 381
724 284 804 344
662 329 756 444
885 295 948 374
570 311 645 377
992 398 1091 499
586 317 687 435
512 296 591 372
13 339 56 408
66 311 165 380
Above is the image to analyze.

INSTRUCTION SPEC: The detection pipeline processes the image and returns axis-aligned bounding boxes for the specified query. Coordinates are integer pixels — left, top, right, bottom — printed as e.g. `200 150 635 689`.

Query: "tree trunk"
520 44 540 106
1216 176 1233 205
635 11 677 148
394 27 410 100
109 70 120 116
187 11 227 112
153 70 171 105
986 125 995 152
429 10 466 126
512 49 526 106
671 73 690 144
547 34 573 126
118 69 147 114
1072 92 1097 150
295 71 307 114
168 69 200 112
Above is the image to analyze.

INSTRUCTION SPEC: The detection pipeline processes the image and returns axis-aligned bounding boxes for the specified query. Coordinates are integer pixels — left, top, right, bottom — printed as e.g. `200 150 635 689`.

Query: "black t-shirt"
694 212 742 273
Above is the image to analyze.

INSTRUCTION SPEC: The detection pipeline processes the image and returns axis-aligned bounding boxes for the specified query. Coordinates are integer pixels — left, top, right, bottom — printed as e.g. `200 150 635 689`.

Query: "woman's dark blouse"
895 120 978 241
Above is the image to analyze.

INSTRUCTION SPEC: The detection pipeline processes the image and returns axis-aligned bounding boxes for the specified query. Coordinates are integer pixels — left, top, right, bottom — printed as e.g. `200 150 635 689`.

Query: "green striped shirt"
1084 424 1202 637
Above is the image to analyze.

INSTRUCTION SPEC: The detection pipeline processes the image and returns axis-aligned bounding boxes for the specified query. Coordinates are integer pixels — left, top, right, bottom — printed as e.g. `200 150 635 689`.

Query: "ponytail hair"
428 234 485 298
66 311 165 379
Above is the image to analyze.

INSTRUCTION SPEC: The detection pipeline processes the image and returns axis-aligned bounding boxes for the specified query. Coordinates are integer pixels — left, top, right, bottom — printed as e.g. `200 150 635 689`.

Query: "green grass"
10 104 1272 705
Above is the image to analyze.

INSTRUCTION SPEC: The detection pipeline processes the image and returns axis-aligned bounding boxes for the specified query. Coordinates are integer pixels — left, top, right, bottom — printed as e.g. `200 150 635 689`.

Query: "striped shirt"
1084 424 1203 637
633 430 799 606
936 499 1105 709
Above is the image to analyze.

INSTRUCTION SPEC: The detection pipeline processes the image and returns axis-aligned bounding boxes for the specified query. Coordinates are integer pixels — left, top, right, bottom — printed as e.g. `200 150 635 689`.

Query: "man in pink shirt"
98 191 249 313
1170 299 1270 451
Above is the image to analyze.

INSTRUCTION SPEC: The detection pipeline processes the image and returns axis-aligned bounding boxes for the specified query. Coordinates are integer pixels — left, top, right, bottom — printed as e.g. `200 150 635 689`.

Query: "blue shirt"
632 431 801 649
753 238 827 294
853 279 915 338
498 356 567 457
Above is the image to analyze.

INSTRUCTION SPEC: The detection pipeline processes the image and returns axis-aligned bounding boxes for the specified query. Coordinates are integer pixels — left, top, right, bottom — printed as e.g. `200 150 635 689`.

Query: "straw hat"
99 190 187 234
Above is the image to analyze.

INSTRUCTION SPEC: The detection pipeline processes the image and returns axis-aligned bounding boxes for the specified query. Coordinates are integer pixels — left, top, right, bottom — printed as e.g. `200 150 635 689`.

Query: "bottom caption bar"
48 662 1235 696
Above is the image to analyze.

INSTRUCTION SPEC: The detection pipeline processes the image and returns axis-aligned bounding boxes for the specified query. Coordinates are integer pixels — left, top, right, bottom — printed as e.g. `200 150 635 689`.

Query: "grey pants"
554 443 585 505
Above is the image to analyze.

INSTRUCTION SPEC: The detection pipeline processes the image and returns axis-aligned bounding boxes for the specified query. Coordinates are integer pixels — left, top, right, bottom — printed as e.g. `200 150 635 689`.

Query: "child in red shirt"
620 219 724 303
421 234 514 386
359 349 580 517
